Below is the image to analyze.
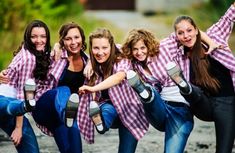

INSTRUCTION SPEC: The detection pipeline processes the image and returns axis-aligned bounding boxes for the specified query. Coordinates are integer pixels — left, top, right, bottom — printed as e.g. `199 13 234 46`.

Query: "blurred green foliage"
0 0 234 70
210 0 234 16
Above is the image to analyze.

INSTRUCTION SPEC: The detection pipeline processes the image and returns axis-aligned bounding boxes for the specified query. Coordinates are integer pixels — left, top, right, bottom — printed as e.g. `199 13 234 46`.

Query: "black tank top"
58 69 85 93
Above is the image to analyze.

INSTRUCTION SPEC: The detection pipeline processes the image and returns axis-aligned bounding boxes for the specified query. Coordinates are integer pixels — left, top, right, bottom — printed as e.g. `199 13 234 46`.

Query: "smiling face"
132 39 148 62
91 38 111 63
30 27 47 51
63 28 83 55
175 20 198 48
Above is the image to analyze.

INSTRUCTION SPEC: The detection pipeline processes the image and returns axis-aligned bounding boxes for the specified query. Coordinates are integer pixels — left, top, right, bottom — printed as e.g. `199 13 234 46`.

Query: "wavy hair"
122 29 160 62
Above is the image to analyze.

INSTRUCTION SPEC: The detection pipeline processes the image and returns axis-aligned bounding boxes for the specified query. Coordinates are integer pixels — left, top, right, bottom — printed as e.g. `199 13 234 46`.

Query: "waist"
165 101 189 108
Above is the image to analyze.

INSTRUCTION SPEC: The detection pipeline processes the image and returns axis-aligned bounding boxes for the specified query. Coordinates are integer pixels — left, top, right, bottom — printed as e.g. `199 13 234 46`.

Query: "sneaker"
65 93 79 127
127 70 152 102
23 79 36 112
89 101 104 133
166 62 191 94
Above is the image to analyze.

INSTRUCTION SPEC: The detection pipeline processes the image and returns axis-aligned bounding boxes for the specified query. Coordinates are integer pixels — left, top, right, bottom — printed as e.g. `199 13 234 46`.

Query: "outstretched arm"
79 71 126 94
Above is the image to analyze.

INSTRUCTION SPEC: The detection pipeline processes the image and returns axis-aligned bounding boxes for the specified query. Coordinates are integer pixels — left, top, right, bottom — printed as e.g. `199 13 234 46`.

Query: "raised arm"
206 2 235 42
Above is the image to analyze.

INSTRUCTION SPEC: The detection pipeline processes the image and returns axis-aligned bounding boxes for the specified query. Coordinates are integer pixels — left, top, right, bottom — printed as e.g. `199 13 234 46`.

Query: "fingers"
11 135 21 146
0 70 10 84
83 67 94 80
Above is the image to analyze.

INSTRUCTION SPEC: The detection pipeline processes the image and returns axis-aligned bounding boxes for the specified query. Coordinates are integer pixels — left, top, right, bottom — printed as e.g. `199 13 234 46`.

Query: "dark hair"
14 20 51 80
59 22 87 52
174 16 220 93
88 28 123 85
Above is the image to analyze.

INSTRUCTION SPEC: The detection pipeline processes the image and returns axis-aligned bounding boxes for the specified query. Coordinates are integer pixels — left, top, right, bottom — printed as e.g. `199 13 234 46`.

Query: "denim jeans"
182 85 235 153
143 87 194 153
0 115 39 153
100 102 138 153
0 95 26 117
32 86 82 153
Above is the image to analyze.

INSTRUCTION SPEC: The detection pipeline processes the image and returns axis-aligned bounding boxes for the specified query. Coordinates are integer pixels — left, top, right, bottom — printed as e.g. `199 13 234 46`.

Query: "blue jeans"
32 86 82 153
143 88 193 153
100 102 138 153
0 95 26 117
0 115 39 153
0 95 39 153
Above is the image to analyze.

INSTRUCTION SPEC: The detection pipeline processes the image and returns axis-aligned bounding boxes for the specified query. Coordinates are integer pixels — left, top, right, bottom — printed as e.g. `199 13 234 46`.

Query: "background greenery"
0 0 234 69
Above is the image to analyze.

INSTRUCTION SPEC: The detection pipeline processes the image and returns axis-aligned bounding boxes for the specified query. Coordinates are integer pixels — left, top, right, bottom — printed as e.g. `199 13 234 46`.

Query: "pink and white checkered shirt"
159 4 235 91
36 49 89 136
77 58 149 144
6 47 36 101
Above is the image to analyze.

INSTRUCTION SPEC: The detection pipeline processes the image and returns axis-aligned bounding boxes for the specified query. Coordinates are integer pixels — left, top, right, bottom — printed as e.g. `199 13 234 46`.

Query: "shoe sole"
65 93 79 127
126 70 139 87
24 79 36 91
24 79 36 111
166 62 187 87
89 101 104 132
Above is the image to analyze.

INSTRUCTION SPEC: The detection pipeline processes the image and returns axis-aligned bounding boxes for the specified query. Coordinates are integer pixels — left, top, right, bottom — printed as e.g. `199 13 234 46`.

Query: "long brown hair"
88 28 123 85
122 29 160 62
174 16 220 93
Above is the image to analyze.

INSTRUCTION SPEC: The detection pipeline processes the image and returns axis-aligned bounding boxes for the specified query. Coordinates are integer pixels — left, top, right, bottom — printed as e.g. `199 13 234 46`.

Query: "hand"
50 43 62 61
83 60 93 79
205 44 224 54
0 70 10 84
79 85 95 95
10 127 22 146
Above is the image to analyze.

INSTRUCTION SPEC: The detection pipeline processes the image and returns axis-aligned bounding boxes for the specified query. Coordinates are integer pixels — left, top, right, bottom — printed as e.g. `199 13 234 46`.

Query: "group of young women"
0 1 234 153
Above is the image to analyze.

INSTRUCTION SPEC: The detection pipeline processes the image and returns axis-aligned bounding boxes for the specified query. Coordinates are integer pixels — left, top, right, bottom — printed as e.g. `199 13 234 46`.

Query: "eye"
75 36 80 39
140 46 146 50
177 31 183 35
64 37 71 41
187 29 192 32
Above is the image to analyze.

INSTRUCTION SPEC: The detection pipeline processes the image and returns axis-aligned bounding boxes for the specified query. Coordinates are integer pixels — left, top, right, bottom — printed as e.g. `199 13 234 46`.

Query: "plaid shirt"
6 47 36 101
36 49 89 136
77 58 149 143
160 4 235 92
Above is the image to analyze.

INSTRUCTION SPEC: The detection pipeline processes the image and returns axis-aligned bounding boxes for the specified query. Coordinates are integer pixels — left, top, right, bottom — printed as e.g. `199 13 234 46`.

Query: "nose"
71 38 76 44
183 32 189 38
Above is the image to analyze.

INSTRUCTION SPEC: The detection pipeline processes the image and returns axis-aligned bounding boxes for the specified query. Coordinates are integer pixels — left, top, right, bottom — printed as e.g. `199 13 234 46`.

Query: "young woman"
0 19 52 153
122 29 193 153
31 22 88 153
165 2 235 153
78 28 149 153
